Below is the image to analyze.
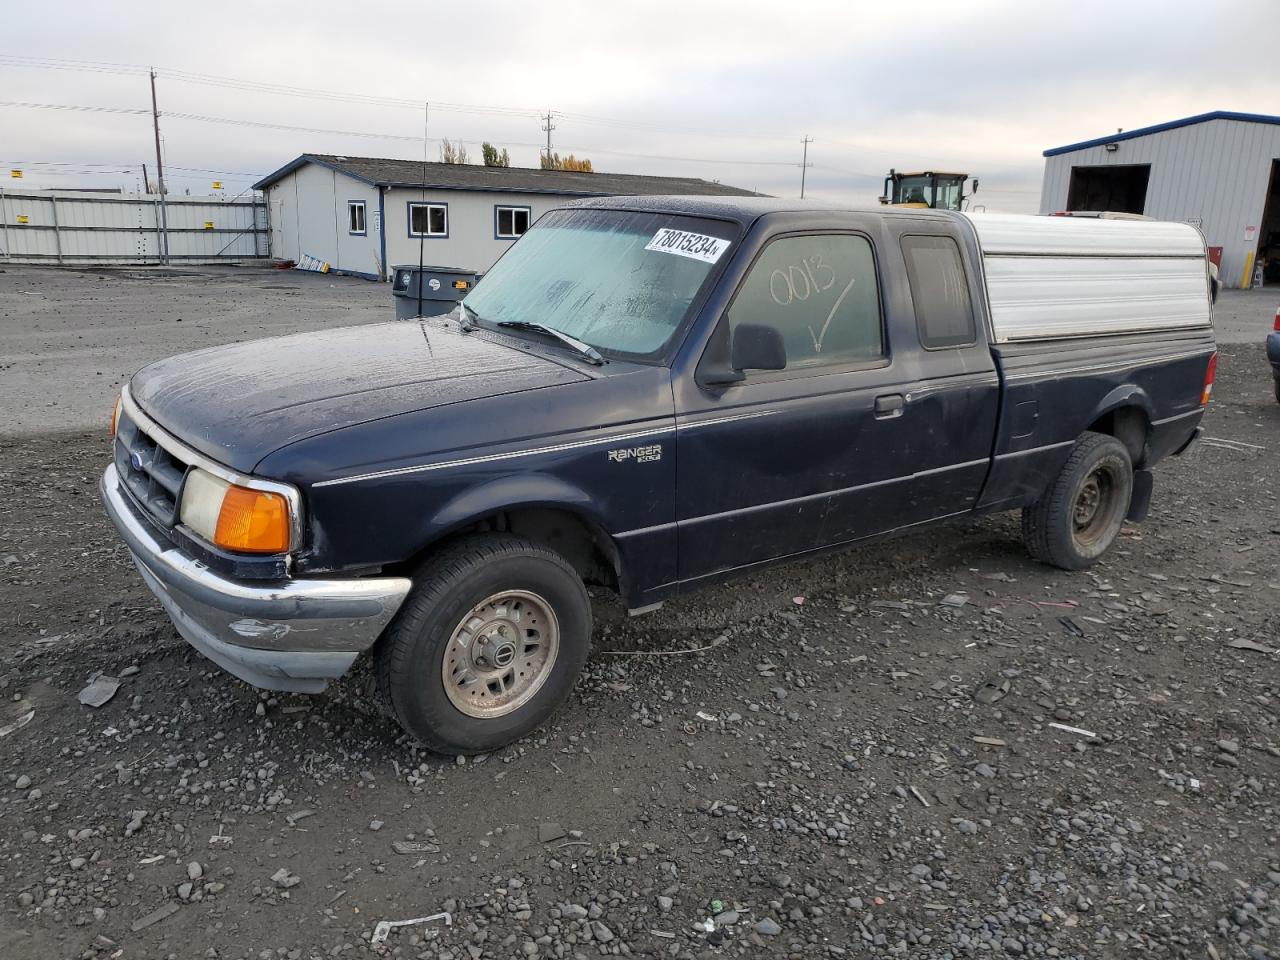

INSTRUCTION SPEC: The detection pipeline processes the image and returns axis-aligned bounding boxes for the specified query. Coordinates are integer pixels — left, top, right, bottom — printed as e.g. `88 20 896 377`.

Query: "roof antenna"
416 99 430 319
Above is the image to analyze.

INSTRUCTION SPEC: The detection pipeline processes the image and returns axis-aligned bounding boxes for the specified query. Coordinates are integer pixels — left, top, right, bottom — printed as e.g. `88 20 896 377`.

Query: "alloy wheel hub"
442 590 560 719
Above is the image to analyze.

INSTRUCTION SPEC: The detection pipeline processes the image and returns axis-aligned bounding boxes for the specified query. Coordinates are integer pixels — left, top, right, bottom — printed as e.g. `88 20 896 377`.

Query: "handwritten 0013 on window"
768 254 858 354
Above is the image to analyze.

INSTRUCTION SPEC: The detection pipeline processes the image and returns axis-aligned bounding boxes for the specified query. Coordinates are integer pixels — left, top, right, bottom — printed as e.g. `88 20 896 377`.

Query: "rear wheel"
376 534 591 754
1022 432 1134 570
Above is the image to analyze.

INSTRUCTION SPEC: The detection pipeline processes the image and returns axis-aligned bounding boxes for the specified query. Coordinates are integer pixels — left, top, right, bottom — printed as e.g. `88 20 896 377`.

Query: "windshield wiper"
457 301 479 332
495 320 605 366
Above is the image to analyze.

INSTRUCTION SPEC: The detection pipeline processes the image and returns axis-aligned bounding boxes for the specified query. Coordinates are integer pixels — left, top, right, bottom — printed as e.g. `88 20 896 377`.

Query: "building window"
347 201 366 236
408 202 448 238
495 205 531 239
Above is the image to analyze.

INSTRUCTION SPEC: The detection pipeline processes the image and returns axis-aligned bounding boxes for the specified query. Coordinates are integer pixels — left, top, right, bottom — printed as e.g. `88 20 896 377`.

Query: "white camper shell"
961 213 1213 343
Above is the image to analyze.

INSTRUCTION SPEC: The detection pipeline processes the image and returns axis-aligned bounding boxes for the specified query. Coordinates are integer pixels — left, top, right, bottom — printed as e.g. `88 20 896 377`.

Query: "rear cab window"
901 235 976 349
727 234 883 373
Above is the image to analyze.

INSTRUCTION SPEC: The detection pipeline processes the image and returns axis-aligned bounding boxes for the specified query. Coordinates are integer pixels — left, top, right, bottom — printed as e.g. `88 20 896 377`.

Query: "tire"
1273 378 1280 405
1021 431 1134 571
376 534 591 755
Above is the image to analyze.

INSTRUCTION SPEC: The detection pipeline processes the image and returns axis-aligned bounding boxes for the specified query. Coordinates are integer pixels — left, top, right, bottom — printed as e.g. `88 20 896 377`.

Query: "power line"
0 53 1047 178
551 109 792 145
0 99 149 116
0 53 795 146
0 55 148 76
167 110 430 142
166 164 265 177
1 160 138 167
577 145 796 167
3 168 136 176
811 163 891 181
0 99 800 169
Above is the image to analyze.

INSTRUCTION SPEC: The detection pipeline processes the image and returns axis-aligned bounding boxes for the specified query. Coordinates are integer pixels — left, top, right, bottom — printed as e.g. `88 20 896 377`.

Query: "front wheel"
1021 432 1134 570
376 534 591 754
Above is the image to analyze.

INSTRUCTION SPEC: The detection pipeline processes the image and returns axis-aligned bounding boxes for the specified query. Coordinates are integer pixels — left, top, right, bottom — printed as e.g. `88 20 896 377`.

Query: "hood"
130 322 588 472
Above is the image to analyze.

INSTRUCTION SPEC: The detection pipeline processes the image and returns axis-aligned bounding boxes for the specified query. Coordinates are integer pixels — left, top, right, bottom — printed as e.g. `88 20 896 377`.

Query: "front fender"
415 471 651 600
427 472 604 535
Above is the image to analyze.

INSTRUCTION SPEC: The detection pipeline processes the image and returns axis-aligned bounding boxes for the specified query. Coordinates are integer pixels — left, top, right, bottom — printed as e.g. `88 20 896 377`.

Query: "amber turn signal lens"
214 486 290 554
110 397 122 436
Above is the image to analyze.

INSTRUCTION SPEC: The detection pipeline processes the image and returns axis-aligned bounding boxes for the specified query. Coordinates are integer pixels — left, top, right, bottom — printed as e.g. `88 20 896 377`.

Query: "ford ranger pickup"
101 197 1216 753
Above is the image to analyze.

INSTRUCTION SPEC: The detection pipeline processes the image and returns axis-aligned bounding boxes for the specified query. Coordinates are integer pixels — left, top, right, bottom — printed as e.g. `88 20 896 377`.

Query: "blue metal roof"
1043 110 1280 158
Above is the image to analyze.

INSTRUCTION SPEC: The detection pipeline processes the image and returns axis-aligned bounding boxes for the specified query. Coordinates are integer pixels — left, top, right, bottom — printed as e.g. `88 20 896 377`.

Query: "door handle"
874 393 905 418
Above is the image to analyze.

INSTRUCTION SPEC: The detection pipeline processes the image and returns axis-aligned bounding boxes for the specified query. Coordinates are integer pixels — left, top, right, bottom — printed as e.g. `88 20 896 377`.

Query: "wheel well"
405 508 621 594
1087 406 1149 465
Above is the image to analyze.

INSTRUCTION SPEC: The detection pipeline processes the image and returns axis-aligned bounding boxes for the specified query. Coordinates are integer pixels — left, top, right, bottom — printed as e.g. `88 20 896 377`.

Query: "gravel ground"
1212 289 1279 345
0 264 388 435
0 271 1278 960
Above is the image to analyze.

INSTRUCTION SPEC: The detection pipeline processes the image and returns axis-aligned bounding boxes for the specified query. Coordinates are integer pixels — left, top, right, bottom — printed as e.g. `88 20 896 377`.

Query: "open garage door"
1259 159 1280 283
1067 165 1151 214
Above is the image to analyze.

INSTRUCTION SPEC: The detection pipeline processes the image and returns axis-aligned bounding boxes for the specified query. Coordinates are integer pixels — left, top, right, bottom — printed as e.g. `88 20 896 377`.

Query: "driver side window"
728 234 883 373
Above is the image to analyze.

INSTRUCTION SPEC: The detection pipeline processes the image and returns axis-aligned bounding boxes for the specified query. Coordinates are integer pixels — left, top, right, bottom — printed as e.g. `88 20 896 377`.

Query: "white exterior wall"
266 163 577 280
1040 118 1280 288
266 164 381 277
382 187 564 274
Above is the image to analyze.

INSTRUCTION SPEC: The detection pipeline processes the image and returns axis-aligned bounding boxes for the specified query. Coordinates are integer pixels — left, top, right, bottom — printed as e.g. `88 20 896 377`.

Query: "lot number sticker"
645 228 730 264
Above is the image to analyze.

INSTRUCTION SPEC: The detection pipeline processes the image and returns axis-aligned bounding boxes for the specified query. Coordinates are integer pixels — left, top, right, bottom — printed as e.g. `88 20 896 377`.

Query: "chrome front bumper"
100 464 411 693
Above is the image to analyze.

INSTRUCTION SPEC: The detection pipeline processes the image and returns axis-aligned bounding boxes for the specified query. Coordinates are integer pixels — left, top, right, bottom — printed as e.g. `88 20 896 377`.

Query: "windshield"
462 208 738 361
897 176 933 206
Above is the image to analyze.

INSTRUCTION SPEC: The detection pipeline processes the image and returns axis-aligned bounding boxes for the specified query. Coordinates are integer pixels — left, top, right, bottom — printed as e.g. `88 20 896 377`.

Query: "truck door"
876 226 1001 523
672 220 998 584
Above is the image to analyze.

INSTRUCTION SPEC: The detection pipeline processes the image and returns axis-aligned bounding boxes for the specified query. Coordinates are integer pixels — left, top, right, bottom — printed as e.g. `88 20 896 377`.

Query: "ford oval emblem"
129 451 144 471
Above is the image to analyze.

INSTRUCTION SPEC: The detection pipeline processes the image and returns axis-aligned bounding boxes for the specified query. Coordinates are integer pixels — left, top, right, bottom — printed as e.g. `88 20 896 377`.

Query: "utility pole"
541 111 556 165
149 69 169 264
799 136 813 199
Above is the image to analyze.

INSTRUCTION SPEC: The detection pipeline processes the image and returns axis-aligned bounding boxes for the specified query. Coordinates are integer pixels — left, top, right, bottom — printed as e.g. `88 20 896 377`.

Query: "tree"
539 152 593 173
481 142 511 167
439 140 469 164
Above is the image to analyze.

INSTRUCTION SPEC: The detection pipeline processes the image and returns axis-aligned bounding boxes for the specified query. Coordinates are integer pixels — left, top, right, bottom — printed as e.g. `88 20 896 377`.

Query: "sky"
1 0 1275 213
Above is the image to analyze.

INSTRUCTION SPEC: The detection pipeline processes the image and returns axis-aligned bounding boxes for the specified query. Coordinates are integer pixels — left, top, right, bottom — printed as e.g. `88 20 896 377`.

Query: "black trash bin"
390 265 480 319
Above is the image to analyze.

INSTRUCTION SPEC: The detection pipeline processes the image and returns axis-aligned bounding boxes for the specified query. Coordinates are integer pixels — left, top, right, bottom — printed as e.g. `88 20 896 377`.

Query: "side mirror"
730 323 786 372
697 322 787 387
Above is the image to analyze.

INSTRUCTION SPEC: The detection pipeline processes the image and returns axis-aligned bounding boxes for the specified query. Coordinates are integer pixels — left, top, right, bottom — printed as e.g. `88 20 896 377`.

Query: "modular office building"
1039 111 1280 288
253 154 756 280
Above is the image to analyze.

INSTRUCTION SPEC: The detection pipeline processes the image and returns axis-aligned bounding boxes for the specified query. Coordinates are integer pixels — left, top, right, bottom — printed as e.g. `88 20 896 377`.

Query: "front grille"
114 411 190 527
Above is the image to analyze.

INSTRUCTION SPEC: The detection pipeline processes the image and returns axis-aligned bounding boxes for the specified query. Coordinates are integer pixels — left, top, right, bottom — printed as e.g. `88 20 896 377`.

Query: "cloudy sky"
1 0 1274 212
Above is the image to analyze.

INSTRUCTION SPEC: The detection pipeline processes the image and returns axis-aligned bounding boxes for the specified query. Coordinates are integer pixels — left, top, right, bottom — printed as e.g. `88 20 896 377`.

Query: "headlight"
179 468 291 554
110 395 122 436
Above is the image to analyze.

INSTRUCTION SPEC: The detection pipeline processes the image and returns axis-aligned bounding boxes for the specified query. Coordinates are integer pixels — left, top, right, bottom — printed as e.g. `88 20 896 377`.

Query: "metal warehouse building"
1039 111 1280 288
253 154 755 281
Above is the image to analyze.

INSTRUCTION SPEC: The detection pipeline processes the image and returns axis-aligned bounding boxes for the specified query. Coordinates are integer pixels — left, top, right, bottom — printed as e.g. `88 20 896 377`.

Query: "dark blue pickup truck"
101 197 1217 753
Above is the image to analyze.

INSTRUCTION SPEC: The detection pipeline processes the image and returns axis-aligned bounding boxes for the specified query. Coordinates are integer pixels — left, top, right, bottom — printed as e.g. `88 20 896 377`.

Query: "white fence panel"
0 190 269 264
